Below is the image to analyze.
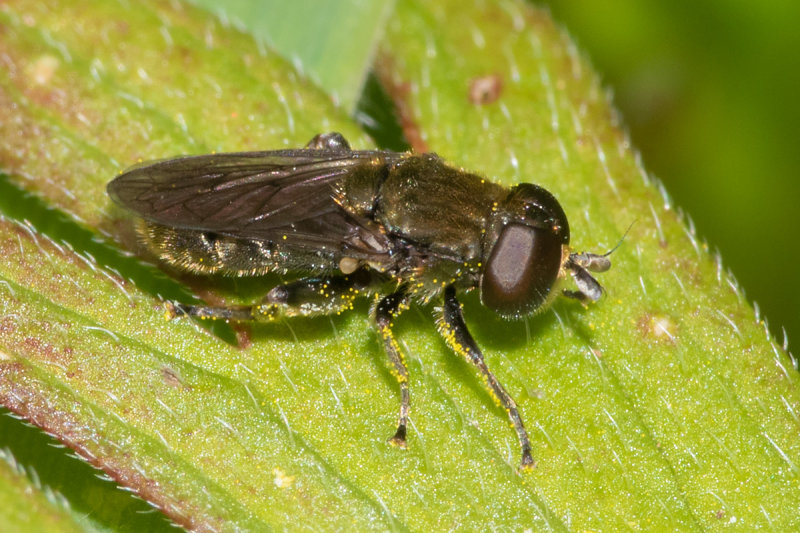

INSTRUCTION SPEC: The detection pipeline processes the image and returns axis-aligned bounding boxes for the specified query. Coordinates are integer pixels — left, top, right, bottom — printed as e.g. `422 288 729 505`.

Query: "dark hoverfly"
108 132 611 468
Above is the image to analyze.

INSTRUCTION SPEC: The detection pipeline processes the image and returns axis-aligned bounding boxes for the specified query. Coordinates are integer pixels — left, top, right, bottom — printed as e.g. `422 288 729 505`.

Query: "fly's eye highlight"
506 183 571 244
480 223 562 317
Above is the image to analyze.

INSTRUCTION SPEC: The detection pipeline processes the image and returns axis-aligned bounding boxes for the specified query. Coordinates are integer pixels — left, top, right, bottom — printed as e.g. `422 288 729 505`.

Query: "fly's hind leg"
167 268 380 323
439 285 534 470
373 289 412 449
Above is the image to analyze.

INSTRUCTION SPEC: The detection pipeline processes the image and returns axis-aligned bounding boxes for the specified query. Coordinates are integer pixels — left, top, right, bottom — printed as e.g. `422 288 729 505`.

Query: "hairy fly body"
107 132 611 469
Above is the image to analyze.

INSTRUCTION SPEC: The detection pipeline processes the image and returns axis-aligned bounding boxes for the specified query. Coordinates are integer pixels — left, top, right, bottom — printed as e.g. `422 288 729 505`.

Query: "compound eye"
480 223 562 317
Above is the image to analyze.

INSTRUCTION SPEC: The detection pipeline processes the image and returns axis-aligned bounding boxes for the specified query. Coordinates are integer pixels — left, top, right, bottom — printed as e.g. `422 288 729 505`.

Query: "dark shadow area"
355 71 410 152
0 173 245 344
0 174 195 305
459 290 560 352
0 408 174 532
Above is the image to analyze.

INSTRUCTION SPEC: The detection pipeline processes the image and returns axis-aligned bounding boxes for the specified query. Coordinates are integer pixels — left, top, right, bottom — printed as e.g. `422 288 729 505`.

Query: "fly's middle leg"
373 289 412 449
167 269 380 322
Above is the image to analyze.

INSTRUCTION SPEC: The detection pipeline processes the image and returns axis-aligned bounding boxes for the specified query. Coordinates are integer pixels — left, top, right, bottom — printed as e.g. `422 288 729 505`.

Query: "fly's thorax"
375 154 505 263
334 157 393 218
478 183 571 318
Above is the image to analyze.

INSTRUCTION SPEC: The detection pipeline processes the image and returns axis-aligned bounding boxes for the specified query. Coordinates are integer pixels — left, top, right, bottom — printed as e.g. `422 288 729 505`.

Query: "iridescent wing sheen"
108 149 407 260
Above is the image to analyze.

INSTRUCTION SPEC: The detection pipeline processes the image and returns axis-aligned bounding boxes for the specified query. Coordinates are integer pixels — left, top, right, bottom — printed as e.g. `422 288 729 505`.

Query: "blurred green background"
539 0 800 350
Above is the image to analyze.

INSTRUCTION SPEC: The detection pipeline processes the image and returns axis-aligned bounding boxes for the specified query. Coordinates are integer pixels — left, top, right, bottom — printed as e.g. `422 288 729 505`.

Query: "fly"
107 132 612 469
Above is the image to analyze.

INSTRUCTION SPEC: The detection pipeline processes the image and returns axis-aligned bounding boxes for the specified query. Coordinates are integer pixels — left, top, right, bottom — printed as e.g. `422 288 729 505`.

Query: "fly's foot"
388 425 408 449
164 301 182 320
519 448 536 472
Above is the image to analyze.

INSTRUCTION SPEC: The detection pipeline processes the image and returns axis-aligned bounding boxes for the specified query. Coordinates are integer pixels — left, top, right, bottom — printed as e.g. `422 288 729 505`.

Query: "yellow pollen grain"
272 468 295 488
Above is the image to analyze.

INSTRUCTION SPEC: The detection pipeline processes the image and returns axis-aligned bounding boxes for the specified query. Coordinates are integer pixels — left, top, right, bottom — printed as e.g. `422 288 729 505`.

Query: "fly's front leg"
439 285 534 470
167 269 379 322
563 222 630 302
562 252 608 303
373 289 412 448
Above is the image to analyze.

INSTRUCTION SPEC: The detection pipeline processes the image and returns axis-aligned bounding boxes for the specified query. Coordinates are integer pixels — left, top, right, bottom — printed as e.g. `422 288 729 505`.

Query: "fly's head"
479 183 572 319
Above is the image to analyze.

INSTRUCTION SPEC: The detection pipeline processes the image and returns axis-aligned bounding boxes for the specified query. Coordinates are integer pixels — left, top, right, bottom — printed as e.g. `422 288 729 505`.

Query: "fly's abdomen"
140 221 340 276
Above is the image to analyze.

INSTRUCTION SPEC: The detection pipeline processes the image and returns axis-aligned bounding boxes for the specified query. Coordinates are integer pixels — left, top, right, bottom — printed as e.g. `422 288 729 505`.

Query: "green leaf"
1 0 799 531
189 0 395 113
